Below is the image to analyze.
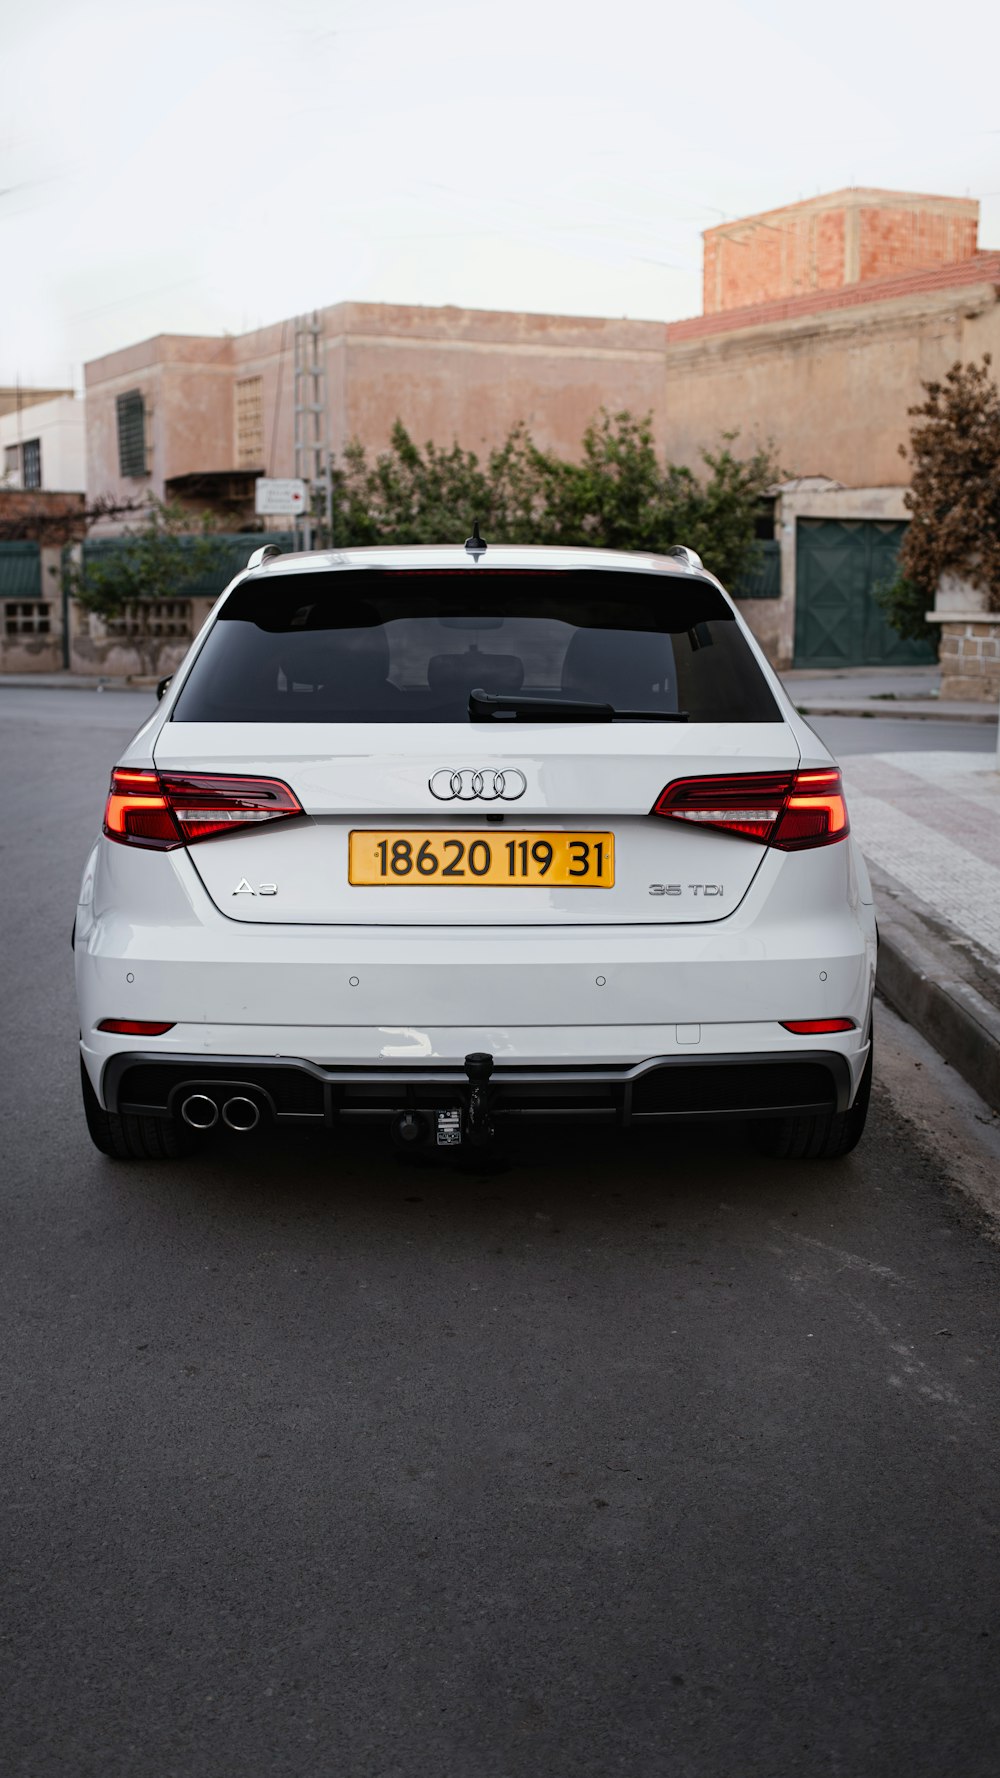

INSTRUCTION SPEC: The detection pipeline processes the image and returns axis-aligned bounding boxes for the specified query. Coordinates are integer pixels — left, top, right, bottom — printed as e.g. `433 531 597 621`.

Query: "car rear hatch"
154 565 800 927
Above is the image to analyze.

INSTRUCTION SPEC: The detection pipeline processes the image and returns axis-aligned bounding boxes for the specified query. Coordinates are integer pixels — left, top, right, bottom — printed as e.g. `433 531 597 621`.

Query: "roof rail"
246 543 283 571
666 545 704 572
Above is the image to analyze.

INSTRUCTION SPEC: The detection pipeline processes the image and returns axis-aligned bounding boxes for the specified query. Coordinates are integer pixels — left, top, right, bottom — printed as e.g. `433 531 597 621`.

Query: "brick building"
701 188 979 315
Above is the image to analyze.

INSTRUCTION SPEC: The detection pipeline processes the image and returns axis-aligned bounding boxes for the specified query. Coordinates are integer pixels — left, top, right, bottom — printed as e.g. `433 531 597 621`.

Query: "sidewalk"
840 747 1000 1110
783 665 997 724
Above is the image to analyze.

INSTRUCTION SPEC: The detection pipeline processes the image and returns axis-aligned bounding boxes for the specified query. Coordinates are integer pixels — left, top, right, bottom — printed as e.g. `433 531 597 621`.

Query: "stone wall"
937 620 1000 701
66 595 215 680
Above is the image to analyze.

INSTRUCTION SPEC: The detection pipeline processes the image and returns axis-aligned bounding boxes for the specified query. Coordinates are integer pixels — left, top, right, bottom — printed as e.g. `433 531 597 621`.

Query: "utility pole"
293 312 329 550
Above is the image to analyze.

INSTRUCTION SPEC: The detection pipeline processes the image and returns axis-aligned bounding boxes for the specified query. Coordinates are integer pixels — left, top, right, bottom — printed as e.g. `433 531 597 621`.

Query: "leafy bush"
874 572 936 644
66 498 233 673
333 411 777 588
68 499 230 615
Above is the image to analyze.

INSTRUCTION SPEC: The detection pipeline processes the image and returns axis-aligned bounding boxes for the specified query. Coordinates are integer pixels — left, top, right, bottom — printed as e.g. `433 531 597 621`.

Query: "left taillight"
650 769 849 851
103 769 303 849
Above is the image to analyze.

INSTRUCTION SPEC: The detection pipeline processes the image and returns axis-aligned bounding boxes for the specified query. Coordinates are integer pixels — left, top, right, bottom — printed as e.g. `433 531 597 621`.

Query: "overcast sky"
2 0 998 389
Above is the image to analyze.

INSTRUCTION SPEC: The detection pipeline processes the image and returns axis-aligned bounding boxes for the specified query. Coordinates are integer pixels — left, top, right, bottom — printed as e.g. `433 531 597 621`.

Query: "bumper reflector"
781 1018 855 1035
98 1019 176 1036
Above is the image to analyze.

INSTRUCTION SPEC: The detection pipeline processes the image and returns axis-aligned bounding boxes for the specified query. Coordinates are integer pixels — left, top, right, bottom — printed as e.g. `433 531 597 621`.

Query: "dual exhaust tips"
180 1092 261 1133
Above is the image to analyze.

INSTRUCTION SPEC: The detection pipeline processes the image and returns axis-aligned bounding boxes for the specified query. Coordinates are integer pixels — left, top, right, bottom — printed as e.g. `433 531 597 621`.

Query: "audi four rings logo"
429 767 527 802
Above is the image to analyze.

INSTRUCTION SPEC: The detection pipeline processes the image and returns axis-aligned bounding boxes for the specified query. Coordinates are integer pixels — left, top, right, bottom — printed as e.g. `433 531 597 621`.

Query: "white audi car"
74 539 876 1164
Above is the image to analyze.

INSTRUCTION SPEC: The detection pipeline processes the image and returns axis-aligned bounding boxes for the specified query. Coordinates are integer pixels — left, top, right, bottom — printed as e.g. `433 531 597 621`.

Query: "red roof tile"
667 252 1000 344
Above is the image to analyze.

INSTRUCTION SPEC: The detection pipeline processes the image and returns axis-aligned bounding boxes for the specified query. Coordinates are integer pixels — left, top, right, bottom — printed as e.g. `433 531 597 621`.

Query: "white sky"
2 0 999 389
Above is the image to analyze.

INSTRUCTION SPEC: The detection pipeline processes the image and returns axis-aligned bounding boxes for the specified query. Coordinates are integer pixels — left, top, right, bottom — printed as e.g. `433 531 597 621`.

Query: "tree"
65 498 232 675
879 355 1000 641
660 436 777 589
333 411 777 585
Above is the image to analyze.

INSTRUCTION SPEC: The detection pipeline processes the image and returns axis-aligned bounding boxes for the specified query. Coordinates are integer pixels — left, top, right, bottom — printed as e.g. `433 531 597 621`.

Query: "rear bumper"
76 831 876 1116
100 1046 855 1127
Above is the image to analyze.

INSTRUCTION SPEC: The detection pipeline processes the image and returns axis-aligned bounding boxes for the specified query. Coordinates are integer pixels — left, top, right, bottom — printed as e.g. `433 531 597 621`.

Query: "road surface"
3 688 999 1777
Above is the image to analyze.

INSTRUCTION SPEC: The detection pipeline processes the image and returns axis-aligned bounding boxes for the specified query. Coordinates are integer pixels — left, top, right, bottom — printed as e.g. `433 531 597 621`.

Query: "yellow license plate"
349 830 615 886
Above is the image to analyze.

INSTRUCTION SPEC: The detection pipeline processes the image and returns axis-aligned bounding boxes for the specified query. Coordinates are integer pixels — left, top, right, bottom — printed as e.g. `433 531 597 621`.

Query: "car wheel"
80 1057 199 1161
752 1039 873 1162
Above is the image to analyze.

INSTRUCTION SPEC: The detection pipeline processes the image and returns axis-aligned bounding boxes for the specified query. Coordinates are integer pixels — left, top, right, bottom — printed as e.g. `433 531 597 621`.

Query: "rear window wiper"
469 688 688 722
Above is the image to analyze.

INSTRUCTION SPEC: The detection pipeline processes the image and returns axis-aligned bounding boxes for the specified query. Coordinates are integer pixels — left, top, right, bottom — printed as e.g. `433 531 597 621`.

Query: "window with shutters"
235 376 264 469
116 390 148 478
21 439 42 489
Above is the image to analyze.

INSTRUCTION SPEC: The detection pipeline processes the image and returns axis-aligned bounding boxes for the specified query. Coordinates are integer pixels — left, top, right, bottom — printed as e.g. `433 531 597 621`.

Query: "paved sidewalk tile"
841 752 1000 968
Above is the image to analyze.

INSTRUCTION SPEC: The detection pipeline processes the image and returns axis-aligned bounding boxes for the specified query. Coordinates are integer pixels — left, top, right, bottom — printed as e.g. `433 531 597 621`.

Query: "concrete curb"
797 700 996 724
871 863 1000 1112
0 675 156 693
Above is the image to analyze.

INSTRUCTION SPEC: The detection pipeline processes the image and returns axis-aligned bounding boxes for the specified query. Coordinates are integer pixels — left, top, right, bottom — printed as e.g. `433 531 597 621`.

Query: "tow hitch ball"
462 1051 495 1147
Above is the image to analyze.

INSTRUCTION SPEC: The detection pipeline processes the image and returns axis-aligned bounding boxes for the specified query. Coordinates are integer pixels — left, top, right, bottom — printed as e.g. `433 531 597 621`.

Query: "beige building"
666 243 1000 491
84 307 667 519
79 186 1000 676
0 385 72 421
83 187 998 514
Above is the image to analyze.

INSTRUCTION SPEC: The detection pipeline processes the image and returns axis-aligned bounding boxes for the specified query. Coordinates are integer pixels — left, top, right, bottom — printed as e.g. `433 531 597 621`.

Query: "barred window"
21 438 42 490
4 601 51 637
116 390 148 478
104 600 192 639
235 376 264 469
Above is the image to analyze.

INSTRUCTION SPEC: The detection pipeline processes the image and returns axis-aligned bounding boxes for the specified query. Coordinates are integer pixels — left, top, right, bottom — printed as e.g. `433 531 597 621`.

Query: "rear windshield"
171 569 781 724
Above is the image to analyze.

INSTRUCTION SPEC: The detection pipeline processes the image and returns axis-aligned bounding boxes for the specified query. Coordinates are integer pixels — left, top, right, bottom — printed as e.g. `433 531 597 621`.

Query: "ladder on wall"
292 311 333 549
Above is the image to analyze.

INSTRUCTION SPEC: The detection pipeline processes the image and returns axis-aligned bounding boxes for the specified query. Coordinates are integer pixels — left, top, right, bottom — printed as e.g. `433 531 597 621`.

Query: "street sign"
255 478 307 516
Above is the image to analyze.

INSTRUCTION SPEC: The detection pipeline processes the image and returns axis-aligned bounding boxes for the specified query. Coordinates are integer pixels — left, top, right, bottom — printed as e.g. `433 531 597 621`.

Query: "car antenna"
464 520 487 563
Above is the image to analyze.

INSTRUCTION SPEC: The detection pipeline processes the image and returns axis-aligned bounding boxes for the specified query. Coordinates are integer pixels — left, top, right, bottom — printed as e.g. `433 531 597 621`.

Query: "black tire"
751 1040 873 1162
80 1057 199 1161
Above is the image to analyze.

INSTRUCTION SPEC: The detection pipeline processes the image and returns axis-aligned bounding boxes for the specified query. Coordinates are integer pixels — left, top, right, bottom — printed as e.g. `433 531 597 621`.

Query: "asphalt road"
4 689 1000 1778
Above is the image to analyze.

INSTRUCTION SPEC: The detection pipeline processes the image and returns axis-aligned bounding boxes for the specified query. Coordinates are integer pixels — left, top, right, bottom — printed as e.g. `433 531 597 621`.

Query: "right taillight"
772 768 849 850
104 769 303 849
651 769 849 850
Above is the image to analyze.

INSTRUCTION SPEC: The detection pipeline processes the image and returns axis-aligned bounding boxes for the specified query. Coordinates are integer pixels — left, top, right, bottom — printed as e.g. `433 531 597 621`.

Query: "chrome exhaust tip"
181 1093 219 1130
222 1095 261 1132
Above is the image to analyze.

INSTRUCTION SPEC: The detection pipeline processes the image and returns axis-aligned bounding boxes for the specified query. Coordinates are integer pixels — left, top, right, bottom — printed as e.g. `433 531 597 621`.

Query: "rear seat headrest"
427 652 525 696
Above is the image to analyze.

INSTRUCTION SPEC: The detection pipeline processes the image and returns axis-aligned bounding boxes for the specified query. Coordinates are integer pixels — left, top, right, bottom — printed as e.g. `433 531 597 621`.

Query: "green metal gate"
0 541 42 600
794 518 936 668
